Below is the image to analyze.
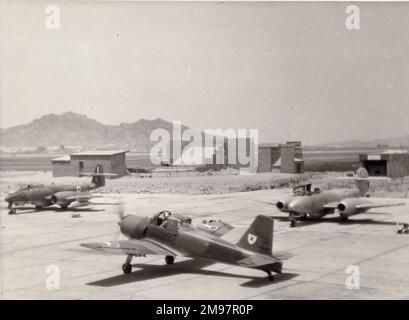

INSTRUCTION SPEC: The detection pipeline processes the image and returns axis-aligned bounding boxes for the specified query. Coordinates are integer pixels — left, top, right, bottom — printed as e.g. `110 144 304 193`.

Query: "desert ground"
1 170 409 300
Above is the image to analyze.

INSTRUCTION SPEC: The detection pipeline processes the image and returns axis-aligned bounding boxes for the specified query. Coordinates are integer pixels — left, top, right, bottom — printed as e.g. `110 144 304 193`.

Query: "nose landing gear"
265 270 275 282
289 212 297 228
122 255 133 274
7 203 16 215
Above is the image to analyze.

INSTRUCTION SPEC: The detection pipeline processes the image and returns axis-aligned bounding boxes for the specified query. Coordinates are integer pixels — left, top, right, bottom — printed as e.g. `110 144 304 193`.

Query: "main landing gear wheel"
266 271 275 282
122 263 132 274
60 205 68 210
35 205 43 209
290 220 297 228
165 255 175 265
8 208 16 215
340 216 349 222
299 214 308 221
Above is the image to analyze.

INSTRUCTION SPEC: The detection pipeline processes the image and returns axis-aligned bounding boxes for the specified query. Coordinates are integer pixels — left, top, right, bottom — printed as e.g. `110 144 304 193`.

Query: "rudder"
355 167 370 196
237 215 274 255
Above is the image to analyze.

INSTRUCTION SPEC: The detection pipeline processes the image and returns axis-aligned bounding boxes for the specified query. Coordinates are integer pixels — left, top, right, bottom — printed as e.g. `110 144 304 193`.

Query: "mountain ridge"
0 112 192 149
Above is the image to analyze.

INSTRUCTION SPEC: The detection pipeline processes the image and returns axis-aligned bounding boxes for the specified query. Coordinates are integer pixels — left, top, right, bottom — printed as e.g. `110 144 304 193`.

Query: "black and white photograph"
0 0 409 302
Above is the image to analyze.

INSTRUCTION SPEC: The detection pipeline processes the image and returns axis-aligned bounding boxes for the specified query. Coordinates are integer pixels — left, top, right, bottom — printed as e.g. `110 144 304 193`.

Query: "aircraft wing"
80 239 180 256
66 193 103 201
323 202 340 209
355 202 406 210
253 199 278 206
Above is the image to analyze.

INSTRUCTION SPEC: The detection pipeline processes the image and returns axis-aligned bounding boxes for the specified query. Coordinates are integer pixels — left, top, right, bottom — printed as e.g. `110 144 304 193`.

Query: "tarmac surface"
1 189 409 300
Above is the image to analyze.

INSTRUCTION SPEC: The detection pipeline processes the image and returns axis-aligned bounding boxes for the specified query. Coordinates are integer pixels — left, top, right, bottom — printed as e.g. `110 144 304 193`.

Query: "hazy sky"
1 1 409 144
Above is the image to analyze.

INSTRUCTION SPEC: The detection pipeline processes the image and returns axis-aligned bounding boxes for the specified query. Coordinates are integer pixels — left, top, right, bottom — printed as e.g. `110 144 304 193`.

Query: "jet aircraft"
5 165 114 214
81 210 284 281
268 168 405 227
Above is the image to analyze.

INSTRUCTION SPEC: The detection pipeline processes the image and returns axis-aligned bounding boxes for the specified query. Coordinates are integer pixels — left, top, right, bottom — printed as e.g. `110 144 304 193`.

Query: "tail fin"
337 167 389 197
237 215 274 255
91 165 105 188
355 167 370 196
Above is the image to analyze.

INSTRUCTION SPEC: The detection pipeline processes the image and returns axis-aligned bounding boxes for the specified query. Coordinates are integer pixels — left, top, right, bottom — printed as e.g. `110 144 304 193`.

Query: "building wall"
110 153 128 176
257 146 281 172
281 142 304 174
360 153 409 178
70 156 113 177
281 146 296 173
52 162 72 177
387 154 409 178
258 147 272 172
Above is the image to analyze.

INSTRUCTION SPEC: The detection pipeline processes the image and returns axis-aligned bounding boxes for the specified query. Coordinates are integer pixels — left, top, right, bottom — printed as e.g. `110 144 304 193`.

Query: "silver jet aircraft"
271 168 404 227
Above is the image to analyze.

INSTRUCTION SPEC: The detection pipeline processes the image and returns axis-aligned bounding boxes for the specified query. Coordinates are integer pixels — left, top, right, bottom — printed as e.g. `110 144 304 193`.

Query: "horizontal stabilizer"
237 255 282 274
80 173 117 177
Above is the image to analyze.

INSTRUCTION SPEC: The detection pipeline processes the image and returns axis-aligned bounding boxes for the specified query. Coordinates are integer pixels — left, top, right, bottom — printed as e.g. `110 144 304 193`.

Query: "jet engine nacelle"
337 198 364 217
50 191 73 206
276 198 293 212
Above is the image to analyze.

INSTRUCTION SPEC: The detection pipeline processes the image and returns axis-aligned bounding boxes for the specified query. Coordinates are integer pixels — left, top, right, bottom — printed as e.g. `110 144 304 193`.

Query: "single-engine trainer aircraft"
81 211 284 281
268 168 405 227
5 165 114 214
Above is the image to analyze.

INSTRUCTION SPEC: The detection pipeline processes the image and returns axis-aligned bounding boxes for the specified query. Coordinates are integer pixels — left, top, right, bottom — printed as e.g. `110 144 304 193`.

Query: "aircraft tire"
340 216 349 222
60 205 68 210
290 220 296 228
122 263 132 274
299 215 308 221
268 274 275 282
35 205 43 209
165 256 175 265
8 208 16 215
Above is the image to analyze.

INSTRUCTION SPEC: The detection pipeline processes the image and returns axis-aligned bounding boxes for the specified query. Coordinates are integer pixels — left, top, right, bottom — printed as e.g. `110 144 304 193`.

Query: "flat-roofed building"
360 151 409 178
51 150 128 178
257 141 304 174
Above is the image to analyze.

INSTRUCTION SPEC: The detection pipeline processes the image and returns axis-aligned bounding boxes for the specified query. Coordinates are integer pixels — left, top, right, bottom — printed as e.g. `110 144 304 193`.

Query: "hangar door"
362 160 387 176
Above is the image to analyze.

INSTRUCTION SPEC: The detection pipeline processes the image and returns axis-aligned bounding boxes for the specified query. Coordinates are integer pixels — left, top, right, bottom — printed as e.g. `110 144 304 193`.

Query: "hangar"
258 141 304 174
51 150 129 178
359 151 409 178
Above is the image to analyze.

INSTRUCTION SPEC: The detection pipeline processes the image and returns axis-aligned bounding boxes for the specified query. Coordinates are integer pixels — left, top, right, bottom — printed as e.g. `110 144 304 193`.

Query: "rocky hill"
0 112 192 150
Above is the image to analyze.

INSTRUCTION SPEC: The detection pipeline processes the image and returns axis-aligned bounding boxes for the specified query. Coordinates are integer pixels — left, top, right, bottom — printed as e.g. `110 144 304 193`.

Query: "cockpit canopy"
18 183 45 191
292 183 321 196
151 210 192 227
